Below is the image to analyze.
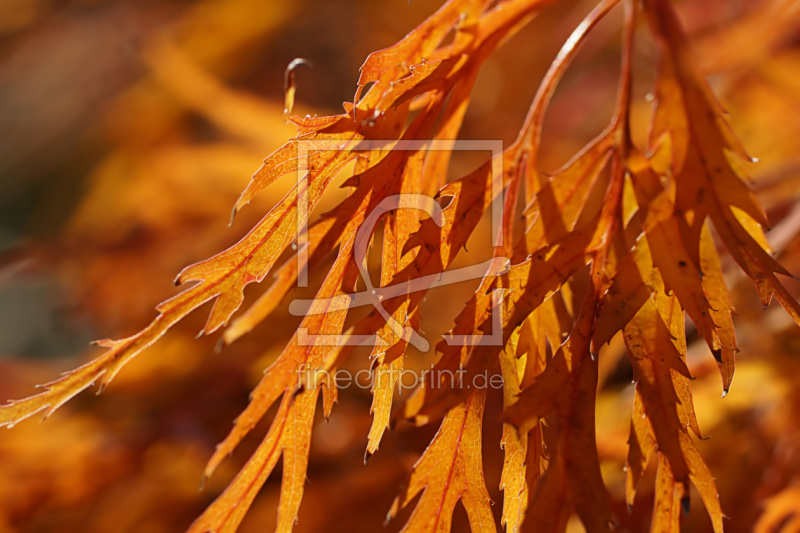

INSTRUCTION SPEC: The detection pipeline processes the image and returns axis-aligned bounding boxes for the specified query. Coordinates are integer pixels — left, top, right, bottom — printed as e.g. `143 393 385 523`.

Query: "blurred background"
0 0 799 531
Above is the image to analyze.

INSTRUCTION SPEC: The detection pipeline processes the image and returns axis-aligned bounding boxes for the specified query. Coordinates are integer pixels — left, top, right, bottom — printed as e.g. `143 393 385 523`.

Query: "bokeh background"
0 0 799 531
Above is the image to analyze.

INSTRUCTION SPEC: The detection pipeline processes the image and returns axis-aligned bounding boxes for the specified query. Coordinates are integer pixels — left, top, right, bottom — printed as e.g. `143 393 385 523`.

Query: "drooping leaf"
388 389 495 533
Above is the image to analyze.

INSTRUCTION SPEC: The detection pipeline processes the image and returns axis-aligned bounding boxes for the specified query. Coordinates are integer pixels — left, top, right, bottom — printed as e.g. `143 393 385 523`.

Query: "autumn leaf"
3 1 800 532
389 389 494 532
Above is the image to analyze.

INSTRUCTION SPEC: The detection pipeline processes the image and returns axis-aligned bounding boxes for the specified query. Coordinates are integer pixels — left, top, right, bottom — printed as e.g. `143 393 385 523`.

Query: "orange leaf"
389 390 495 533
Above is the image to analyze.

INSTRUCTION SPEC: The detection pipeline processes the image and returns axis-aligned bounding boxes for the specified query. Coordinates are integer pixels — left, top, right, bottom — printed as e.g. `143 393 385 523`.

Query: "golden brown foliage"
2 0 800 532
